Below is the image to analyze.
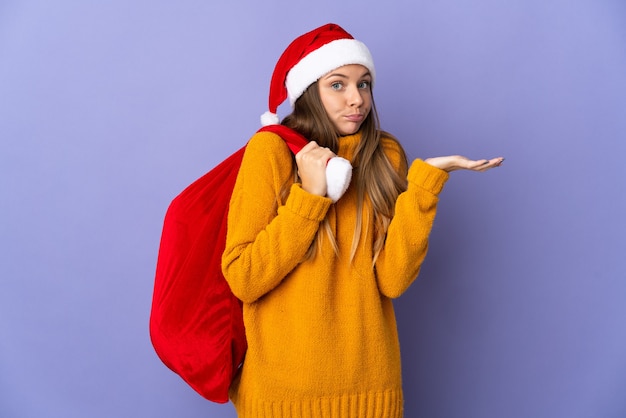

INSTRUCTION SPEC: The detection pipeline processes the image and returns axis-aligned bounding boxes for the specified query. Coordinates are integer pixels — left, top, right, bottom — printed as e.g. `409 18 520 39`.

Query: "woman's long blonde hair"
281 81 408 263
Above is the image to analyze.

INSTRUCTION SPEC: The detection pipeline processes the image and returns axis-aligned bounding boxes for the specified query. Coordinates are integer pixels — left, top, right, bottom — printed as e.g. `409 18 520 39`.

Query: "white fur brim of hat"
285 38 375 106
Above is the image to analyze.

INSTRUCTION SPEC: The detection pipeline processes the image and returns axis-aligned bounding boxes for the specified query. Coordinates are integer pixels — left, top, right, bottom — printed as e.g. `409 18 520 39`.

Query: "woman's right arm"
221 132 332 303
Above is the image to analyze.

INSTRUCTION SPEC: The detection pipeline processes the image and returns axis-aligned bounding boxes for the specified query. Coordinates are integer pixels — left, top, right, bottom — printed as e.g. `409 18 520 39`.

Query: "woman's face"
317 64 372 136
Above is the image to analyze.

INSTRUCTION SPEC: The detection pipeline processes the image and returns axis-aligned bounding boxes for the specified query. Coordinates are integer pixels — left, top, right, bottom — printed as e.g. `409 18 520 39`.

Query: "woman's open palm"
425 155 504 172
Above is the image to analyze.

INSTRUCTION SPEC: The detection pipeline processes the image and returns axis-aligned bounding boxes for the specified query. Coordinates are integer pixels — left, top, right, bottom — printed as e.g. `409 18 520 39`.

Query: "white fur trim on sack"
325 156 352 202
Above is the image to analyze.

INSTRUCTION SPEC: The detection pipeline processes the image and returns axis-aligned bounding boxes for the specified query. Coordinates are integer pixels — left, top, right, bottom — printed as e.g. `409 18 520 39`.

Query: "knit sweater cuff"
284 183 332 221
408 159 449 195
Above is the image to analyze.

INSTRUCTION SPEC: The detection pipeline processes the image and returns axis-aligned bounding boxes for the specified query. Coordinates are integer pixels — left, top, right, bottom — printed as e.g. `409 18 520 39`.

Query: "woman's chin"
336 124 362 136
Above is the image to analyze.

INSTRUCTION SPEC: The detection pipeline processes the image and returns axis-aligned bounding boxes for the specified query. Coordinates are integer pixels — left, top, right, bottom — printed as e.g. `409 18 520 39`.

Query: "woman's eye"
358 80 371 89
331 82 343 90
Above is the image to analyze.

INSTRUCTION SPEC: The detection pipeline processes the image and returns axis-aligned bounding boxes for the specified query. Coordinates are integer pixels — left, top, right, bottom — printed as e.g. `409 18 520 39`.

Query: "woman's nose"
347 85 364 107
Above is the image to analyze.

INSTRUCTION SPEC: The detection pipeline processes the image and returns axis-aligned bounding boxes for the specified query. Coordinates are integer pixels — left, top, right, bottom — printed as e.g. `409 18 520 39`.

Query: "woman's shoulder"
236 130 294 177
243 129 294 162
247 129 292 152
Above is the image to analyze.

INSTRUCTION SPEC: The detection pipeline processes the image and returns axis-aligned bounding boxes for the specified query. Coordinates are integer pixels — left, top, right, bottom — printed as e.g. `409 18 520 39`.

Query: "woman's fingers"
425 155 504 172
296 142 336 196
474 157 505 171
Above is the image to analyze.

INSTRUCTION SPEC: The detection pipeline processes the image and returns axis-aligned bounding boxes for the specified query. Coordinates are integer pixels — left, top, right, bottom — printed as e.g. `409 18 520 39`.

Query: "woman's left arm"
375 153 504 298
374 159 449 298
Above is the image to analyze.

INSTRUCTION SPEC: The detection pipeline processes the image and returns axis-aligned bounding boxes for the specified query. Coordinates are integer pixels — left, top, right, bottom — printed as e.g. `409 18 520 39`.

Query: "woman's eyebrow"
323 71 372 79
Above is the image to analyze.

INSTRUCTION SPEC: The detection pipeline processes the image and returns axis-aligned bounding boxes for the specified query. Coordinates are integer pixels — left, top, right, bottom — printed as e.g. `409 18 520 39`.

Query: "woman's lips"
345 114 364 122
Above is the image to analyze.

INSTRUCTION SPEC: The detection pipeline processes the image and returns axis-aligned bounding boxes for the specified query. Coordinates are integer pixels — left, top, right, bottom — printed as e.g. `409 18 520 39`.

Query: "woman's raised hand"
424 155 504 173
296 141 337 196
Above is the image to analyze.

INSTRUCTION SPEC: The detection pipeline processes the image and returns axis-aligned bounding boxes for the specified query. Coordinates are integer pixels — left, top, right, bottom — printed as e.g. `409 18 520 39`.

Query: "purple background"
1 1 625 417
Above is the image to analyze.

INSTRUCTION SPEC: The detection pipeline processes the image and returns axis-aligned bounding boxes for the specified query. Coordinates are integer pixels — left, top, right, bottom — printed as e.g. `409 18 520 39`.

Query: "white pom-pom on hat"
261 111 280 126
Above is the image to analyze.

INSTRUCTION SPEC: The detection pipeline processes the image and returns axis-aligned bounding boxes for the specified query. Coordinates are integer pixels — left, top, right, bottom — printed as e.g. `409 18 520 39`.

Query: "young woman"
222 23 503 418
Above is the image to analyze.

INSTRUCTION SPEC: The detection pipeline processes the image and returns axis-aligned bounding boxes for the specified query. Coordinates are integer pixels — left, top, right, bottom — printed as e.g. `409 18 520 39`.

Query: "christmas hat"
260 23 376 126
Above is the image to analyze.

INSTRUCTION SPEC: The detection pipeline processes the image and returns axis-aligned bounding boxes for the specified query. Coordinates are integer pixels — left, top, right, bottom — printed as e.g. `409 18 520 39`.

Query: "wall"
1 1 624 417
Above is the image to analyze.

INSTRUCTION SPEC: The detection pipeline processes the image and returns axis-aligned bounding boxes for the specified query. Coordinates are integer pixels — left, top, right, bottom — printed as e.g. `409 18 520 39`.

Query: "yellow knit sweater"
222 130 449 418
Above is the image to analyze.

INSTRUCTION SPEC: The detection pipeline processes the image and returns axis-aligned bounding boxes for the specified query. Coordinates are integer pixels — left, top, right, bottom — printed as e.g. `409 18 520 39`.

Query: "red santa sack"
149 125 309 403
